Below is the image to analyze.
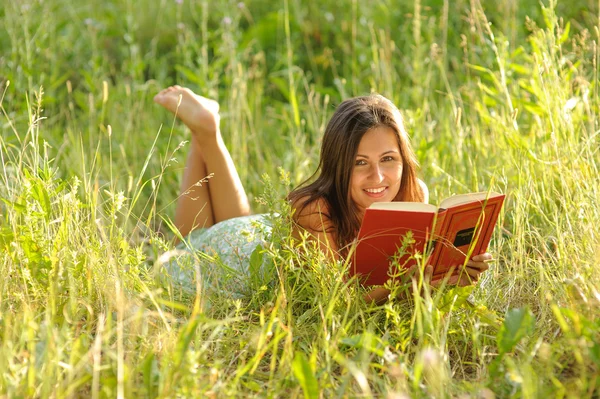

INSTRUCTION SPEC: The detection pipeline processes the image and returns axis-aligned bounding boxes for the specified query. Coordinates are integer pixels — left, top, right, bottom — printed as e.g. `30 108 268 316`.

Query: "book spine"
428 209 448 274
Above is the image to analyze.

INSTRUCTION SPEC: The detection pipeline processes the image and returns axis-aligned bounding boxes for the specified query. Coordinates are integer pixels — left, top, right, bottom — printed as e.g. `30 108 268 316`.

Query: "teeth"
365 187 386 193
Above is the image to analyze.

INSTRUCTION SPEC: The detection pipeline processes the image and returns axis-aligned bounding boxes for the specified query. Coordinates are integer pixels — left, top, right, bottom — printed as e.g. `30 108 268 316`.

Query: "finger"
424 265 433 284
447 275 459 285
458 275 473 287
454 270 477 286
471 253 493 262
466 260 489 272
465 267 481 279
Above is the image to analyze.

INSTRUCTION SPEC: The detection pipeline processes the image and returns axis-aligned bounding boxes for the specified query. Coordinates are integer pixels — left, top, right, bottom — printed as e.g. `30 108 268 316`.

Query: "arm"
291 198 341 260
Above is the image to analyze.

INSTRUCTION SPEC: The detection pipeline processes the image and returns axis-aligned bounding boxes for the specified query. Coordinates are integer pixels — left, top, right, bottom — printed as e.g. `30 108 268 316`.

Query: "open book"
351 192 505 286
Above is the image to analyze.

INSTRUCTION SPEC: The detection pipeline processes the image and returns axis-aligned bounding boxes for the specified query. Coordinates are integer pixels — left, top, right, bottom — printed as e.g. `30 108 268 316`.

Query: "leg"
197 134 251 222
174 141 215 237
154 86 251 235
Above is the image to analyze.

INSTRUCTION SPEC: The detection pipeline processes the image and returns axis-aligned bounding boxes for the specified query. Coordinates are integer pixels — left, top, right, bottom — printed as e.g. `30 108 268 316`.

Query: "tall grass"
1 0 599 397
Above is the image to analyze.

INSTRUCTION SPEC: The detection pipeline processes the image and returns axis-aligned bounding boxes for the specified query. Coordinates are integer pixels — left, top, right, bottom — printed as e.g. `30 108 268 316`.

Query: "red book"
351 192 505 286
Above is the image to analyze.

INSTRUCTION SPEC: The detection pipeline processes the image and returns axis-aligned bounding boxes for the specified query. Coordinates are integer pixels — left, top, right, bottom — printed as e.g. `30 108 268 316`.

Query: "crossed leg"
154 86 251 238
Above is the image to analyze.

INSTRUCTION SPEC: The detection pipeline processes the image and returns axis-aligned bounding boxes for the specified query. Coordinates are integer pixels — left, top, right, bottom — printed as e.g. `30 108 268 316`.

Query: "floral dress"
160 214 273 297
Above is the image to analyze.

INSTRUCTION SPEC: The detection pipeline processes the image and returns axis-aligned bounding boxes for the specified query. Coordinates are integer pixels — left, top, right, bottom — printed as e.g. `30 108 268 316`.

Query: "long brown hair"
288 94 424 250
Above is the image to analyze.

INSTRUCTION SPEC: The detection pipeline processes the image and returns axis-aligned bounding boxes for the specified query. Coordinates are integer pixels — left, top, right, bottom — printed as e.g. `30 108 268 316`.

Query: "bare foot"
154 86 220 143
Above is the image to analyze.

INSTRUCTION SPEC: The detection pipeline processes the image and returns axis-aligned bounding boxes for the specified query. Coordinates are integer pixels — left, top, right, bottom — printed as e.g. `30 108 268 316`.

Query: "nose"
369 164 384 182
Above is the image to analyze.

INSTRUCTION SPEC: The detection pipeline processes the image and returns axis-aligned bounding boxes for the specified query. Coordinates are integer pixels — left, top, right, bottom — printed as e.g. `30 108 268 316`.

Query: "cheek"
349 170 366 197
350 168 363 184
383 164 403 179
388 166 403 193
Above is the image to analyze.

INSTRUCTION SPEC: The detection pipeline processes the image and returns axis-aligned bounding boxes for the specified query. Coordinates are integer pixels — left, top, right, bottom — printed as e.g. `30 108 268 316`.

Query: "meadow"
1 0 599 397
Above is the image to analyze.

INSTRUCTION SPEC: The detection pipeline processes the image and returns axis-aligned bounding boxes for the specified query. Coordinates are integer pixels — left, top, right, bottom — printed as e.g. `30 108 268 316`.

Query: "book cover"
351 192 505 286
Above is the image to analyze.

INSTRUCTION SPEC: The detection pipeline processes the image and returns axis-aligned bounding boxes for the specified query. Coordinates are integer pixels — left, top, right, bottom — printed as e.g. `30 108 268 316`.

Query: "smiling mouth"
364 187 387 194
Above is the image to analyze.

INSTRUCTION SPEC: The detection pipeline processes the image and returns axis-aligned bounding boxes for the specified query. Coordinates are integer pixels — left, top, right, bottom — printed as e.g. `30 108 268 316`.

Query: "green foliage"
497 307 536 356
1 0 600 397
292 351 319 399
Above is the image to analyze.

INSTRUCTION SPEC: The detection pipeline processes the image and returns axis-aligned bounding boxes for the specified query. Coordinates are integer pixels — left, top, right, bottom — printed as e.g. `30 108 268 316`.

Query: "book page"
368 202 437 213
439 191 503 209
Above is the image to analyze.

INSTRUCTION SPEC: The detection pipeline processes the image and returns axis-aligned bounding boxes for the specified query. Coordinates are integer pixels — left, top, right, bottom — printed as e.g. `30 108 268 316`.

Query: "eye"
355 159 367 166
381 156 395 162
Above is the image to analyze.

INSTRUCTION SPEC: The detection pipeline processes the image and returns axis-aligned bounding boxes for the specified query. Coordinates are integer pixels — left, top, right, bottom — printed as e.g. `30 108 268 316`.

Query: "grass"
1 0 599 397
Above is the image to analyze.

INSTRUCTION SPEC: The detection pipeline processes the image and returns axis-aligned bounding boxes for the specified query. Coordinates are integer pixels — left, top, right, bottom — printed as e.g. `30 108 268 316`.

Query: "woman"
154 86 491 302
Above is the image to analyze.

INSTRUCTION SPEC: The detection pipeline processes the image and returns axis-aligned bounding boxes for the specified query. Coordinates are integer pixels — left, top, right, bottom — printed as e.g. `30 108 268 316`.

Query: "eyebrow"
356 150 399 158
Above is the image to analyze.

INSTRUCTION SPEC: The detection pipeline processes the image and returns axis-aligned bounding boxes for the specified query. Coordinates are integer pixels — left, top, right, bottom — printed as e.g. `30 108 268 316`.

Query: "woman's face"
350 126 403 213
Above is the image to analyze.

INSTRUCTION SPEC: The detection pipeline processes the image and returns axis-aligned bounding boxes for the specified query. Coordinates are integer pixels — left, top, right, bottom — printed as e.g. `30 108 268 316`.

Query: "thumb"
425 265 433 284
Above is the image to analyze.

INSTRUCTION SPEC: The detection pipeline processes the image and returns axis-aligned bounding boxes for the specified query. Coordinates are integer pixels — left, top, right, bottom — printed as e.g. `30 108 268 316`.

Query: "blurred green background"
1 0 599 396
1 0 597 220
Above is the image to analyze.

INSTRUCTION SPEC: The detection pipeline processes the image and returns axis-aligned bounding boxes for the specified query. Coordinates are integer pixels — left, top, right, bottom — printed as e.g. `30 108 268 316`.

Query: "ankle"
190 136 203 152
190 129 223 148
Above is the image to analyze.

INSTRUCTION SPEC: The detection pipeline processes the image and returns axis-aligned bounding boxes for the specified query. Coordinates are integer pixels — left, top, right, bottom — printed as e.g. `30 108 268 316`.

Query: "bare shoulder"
290 195 339 255
291 196 333 233
418 179 429 204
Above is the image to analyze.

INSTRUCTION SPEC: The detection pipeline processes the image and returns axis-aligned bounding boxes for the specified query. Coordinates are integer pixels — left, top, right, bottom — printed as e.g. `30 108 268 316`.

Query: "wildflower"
222 16 232 25
420 347 440 367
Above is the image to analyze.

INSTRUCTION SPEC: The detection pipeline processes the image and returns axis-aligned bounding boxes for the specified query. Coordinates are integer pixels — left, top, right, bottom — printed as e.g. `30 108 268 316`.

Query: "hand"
433 253 493 287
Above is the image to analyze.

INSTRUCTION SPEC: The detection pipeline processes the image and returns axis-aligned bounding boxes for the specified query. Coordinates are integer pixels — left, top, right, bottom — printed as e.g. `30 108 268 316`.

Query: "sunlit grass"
1 0 599 397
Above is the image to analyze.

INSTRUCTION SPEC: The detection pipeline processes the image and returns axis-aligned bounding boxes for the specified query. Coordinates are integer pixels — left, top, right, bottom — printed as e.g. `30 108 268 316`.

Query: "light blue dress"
161 214 273 297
